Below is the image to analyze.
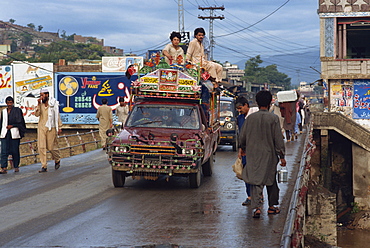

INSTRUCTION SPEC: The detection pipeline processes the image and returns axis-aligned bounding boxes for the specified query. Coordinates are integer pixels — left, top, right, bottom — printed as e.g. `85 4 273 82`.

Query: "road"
0 134 305 248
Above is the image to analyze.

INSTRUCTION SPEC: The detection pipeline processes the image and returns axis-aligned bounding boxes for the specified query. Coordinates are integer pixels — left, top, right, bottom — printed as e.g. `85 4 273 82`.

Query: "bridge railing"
3 130 100 167
280 121 316 248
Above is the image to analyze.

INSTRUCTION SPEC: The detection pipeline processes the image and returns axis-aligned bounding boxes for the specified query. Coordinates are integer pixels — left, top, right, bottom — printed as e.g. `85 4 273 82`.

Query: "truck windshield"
220 101 234 117
126 105 200 129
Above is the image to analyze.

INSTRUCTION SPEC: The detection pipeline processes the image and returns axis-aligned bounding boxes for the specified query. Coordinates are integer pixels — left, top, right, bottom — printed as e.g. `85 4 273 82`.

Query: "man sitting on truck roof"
186 27 223 88
163 31 185 65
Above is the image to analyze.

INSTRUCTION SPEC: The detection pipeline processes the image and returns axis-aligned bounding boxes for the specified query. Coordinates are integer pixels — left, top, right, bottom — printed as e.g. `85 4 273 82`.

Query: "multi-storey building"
319 1 370 127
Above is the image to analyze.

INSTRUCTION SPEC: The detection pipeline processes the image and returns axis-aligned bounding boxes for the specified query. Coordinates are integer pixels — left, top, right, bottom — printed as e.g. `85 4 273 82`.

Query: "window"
337 18 370 59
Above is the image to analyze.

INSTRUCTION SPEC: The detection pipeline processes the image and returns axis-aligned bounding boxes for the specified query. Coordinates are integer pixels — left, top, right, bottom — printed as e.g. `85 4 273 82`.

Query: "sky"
2 0 320 84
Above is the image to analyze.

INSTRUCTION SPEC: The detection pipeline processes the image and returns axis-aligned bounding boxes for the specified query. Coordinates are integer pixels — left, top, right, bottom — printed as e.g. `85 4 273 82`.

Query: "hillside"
235 50 321 86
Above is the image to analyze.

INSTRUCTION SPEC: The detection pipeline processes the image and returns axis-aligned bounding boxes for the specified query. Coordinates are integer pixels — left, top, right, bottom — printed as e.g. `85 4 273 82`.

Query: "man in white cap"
35 88 62 172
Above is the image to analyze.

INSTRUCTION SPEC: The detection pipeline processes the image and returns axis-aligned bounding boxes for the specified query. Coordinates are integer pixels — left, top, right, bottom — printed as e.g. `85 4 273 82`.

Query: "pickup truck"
107 67 220 188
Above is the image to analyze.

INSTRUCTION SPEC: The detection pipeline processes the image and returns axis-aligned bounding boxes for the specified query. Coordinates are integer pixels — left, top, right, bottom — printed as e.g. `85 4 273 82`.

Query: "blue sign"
353 80 370 119
55 72 136 124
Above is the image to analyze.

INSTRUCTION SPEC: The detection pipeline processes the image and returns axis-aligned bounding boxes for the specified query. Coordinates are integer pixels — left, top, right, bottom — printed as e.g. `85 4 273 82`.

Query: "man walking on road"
115 97 129 124
35 88 62 173
96 98 112 150
0 96 26 174
238 90 286 218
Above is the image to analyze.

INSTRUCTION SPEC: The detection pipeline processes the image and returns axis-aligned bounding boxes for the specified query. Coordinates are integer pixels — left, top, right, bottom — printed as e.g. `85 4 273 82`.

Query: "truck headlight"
225 122 235 130
182 149 195 155
115 146 130 153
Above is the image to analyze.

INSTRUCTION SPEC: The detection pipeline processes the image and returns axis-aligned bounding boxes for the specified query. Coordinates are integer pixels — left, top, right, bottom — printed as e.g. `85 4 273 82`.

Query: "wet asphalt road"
0 133 305 248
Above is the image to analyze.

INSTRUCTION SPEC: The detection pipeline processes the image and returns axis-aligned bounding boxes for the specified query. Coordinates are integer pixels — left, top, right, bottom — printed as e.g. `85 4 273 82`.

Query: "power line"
215 0 291 38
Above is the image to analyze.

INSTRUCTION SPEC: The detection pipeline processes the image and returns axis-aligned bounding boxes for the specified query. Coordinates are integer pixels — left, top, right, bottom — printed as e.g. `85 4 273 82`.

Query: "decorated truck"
107 64 221 188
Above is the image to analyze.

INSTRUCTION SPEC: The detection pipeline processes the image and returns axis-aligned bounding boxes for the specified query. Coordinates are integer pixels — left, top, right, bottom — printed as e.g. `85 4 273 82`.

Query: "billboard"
353 80 370 119
56 73 136 124
102 56 143 73
12 62 54 123
0 65 13 106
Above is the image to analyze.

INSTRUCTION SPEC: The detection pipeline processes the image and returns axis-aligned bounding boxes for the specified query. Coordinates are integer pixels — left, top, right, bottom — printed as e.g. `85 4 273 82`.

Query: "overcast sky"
3 0 320 82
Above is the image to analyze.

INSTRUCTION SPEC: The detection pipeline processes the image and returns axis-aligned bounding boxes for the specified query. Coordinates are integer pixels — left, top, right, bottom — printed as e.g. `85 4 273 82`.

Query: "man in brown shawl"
238 90 286 218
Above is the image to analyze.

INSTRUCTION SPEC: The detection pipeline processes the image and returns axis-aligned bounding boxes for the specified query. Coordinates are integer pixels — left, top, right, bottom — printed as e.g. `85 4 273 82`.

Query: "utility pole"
178 0 185 33
198 5 225 60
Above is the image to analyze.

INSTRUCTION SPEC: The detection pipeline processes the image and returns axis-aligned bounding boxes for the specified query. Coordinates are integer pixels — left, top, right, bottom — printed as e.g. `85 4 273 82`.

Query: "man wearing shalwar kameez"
35 88 62 173
186 27 223 87
0 96 26 174
238 90 286 218
96 98 112 149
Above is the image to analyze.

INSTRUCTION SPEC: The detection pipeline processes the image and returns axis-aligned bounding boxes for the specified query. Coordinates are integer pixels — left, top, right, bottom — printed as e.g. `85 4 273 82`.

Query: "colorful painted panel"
0 65 13 106
102 56 143 72
56 73 136 124
12 63 53 123
353 80 370 119
329 81 353 117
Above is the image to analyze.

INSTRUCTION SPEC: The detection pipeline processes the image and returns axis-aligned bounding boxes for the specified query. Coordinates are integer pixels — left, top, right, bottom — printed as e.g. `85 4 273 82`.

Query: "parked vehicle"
107 67 220 188
218 96 238 151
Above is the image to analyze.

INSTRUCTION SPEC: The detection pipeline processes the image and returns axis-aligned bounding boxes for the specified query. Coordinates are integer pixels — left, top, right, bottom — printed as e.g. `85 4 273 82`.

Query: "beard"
42 96 49 103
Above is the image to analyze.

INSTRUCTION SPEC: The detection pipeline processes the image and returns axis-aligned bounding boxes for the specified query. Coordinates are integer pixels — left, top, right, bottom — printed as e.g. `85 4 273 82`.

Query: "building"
0 44 10 59
102 46 124 56
319 1 370 127
73 35 104 46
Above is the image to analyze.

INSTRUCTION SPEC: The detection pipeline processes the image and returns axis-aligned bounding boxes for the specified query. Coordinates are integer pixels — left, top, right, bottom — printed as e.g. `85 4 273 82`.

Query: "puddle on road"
190 202 221 215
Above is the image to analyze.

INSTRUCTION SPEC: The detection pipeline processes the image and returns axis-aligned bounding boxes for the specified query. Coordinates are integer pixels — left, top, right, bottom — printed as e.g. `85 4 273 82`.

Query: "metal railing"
280 122 316 248
3 130 101 166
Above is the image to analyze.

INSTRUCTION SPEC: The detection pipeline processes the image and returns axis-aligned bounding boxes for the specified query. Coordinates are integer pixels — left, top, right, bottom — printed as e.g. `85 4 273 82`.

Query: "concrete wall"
306 184 337 246
352 143 370 209
322 59 370 79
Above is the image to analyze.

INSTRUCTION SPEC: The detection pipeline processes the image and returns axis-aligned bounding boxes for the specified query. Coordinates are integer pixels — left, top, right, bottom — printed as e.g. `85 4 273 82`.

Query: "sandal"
268 207 281 215
0 169 7 174
253 208 261 218
14 168 19 172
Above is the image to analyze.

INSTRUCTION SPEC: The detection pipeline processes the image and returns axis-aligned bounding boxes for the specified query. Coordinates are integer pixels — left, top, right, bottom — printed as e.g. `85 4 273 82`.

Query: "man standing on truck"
186 27 223 87
238 91 286 218
96 98 113 150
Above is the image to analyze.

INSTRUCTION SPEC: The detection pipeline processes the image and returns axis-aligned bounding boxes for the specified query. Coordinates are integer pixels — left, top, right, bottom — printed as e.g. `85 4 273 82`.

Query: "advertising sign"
12 62 53 123
353 80 370 119
0 65 13 106
56 73 136 124
102 56 143 73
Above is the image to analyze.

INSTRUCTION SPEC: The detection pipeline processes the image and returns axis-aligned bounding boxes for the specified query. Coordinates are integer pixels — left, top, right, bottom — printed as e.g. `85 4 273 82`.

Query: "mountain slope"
235 50 321 86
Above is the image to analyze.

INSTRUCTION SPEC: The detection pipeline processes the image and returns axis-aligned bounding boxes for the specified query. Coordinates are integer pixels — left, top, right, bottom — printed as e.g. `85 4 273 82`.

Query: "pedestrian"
35 88 62 173
293 110 302 141
279 100 297 141
235 96 251 206
96 98 112 150
239 90 286 218
269 99 285 138
115 97 129 124
186 27 223 88
0 96 26 174
162 31 185 65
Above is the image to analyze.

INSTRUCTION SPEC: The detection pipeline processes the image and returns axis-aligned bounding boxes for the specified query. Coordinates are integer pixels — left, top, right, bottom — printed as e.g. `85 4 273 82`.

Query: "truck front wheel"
112 169 126 187
202 153 214 176
189 168 202 188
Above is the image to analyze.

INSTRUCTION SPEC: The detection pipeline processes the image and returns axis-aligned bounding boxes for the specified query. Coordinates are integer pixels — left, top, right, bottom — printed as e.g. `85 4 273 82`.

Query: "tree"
242 55 291 90
37 25 43 32
9 19 15 24
27 23 35 30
